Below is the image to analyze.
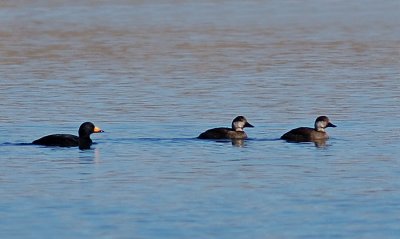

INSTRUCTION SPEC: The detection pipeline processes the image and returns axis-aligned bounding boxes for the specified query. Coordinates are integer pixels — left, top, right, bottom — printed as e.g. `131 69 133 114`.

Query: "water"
1 0 399 238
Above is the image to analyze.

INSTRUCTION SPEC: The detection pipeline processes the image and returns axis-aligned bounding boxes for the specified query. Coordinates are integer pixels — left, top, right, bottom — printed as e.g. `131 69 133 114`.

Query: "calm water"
1 0 400 238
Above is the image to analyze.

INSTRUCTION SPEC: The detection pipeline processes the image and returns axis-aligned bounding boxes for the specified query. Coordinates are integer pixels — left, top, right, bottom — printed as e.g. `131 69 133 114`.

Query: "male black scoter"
32 122 103 149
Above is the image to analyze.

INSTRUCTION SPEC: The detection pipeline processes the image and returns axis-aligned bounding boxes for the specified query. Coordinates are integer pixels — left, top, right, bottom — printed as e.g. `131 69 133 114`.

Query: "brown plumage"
281 116 336 142
198 116 254 139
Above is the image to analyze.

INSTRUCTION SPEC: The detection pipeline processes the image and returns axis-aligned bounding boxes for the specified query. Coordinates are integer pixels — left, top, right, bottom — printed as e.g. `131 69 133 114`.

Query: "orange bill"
93 126 104 133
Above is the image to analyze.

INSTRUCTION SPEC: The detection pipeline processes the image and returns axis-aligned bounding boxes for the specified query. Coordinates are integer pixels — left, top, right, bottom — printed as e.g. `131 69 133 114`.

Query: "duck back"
281 127 330 141
32 134 79 147
198 128 232 139
198 127 248 139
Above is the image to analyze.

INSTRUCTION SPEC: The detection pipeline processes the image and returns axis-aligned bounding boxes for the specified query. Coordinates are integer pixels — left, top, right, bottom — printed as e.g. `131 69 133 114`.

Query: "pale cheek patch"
315 121 326 131
233 122 245 131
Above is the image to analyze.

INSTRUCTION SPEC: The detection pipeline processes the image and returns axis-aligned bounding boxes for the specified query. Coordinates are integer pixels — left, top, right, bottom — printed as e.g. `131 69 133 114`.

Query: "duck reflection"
231 139 245 147
313 139 328 148
78 147 102 163
213 139 246 147
282 138 328 148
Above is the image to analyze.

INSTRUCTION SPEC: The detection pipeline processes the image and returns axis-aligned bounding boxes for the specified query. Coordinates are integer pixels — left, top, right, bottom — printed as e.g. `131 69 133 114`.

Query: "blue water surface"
0 1 399 238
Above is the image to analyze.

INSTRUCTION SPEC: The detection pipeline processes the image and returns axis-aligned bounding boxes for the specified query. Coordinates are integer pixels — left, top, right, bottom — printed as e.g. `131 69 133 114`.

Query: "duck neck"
314 121 326 132
79 136 92 150
315 127 325 132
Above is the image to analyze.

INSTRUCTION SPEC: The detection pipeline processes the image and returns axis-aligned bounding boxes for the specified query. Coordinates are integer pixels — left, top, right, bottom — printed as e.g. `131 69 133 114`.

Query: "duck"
32 122 104 150
281 116 336 142
198 116 254 139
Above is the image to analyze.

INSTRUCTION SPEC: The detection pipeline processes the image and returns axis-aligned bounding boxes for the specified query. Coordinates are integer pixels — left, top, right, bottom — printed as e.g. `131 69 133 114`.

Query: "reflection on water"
78 147 102 164
282 138 329 148
1 0 399 238
231 139 245 147
206 139 247 147
312 139 328 148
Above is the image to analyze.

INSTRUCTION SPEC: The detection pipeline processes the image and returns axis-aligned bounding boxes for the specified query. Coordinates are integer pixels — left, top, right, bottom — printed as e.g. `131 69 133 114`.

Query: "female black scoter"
32 122 103 149
198 116 254 139
281 116 336 142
